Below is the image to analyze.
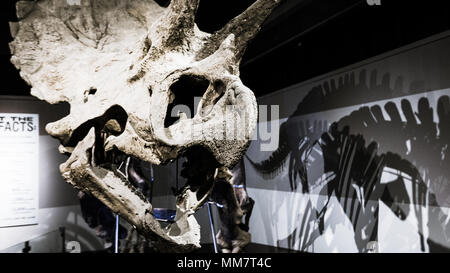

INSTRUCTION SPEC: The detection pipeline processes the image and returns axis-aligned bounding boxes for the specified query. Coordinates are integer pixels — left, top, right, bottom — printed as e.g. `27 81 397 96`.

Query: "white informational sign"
0 113 39 227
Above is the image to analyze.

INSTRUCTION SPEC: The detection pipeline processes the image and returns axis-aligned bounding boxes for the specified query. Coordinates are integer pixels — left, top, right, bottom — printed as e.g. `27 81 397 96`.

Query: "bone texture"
9 0 281 252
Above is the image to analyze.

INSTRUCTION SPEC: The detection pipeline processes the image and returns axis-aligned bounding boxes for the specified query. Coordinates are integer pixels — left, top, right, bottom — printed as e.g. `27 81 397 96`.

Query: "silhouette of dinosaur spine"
247 70 450 252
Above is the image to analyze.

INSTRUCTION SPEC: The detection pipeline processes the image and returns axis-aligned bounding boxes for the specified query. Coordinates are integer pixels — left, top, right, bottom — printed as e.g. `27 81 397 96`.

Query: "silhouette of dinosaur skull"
9 0 281 251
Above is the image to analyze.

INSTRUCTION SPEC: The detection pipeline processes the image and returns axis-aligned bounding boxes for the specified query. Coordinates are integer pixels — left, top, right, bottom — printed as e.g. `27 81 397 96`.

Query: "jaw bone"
60 128 216 252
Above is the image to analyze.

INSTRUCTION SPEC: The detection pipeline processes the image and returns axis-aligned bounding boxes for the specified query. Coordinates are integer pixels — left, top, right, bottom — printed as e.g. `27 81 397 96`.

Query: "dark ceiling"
1 0 450 98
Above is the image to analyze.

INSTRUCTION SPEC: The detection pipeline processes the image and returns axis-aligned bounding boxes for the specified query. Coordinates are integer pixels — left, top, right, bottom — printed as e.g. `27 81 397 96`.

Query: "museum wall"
244 30 450 252
0 96 103 252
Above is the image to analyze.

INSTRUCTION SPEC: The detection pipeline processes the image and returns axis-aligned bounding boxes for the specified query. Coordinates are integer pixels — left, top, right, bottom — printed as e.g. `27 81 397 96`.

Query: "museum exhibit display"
0 0 450 256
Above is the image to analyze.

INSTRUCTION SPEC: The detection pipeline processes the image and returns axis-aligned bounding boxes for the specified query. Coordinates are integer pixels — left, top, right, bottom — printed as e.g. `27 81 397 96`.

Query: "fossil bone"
9 0 281 252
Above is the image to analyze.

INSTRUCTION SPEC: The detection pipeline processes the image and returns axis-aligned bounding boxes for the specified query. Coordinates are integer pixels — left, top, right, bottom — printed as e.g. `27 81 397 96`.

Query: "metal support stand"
207 202 218 253
115 214 119 253
175 158 179 191
149 163 154 203
59 227 66 253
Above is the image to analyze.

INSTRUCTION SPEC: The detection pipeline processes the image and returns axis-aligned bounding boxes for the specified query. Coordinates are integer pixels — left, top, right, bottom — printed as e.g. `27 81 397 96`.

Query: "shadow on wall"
247 69 450 252
62 209 105 252
51 208 105 252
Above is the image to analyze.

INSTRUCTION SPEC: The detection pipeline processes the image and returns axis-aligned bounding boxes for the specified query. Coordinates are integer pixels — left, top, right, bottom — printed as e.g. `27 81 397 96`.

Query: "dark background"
1 0 450 97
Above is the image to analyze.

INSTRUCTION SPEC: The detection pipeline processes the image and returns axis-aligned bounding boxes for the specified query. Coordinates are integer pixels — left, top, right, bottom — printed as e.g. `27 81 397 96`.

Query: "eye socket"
164 75 210 128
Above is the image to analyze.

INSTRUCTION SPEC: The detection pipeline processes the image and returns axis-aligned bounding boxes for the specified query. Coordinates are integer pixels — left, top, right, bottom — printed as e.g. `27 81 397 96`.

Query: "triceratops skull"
9 0 281 252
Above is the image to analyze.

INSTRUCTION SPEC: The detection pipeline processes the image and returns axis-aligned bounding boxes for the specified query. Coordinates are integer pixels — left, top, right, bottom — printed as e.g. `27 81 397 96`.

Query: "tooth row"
113 168 150 204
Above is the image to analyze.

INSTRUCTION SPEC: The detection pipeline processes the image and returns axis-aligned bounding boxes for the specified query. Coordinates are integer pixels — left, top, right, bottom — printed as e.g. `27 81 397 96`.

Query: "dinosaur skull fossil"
9 0 280 252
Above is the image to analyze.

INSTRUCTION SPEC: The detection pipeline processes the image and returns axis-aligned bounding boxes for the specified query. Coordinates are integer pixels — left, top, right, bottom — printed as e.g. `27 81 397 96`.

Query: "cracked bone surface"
9 0 281 252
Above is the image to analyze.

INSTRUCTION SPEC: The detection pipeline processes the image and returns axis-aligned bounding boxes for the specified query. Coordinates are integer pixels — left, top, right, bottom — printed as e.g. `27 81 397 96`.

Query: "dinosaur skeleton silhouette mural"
9 0 281 252
248 70 450 252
